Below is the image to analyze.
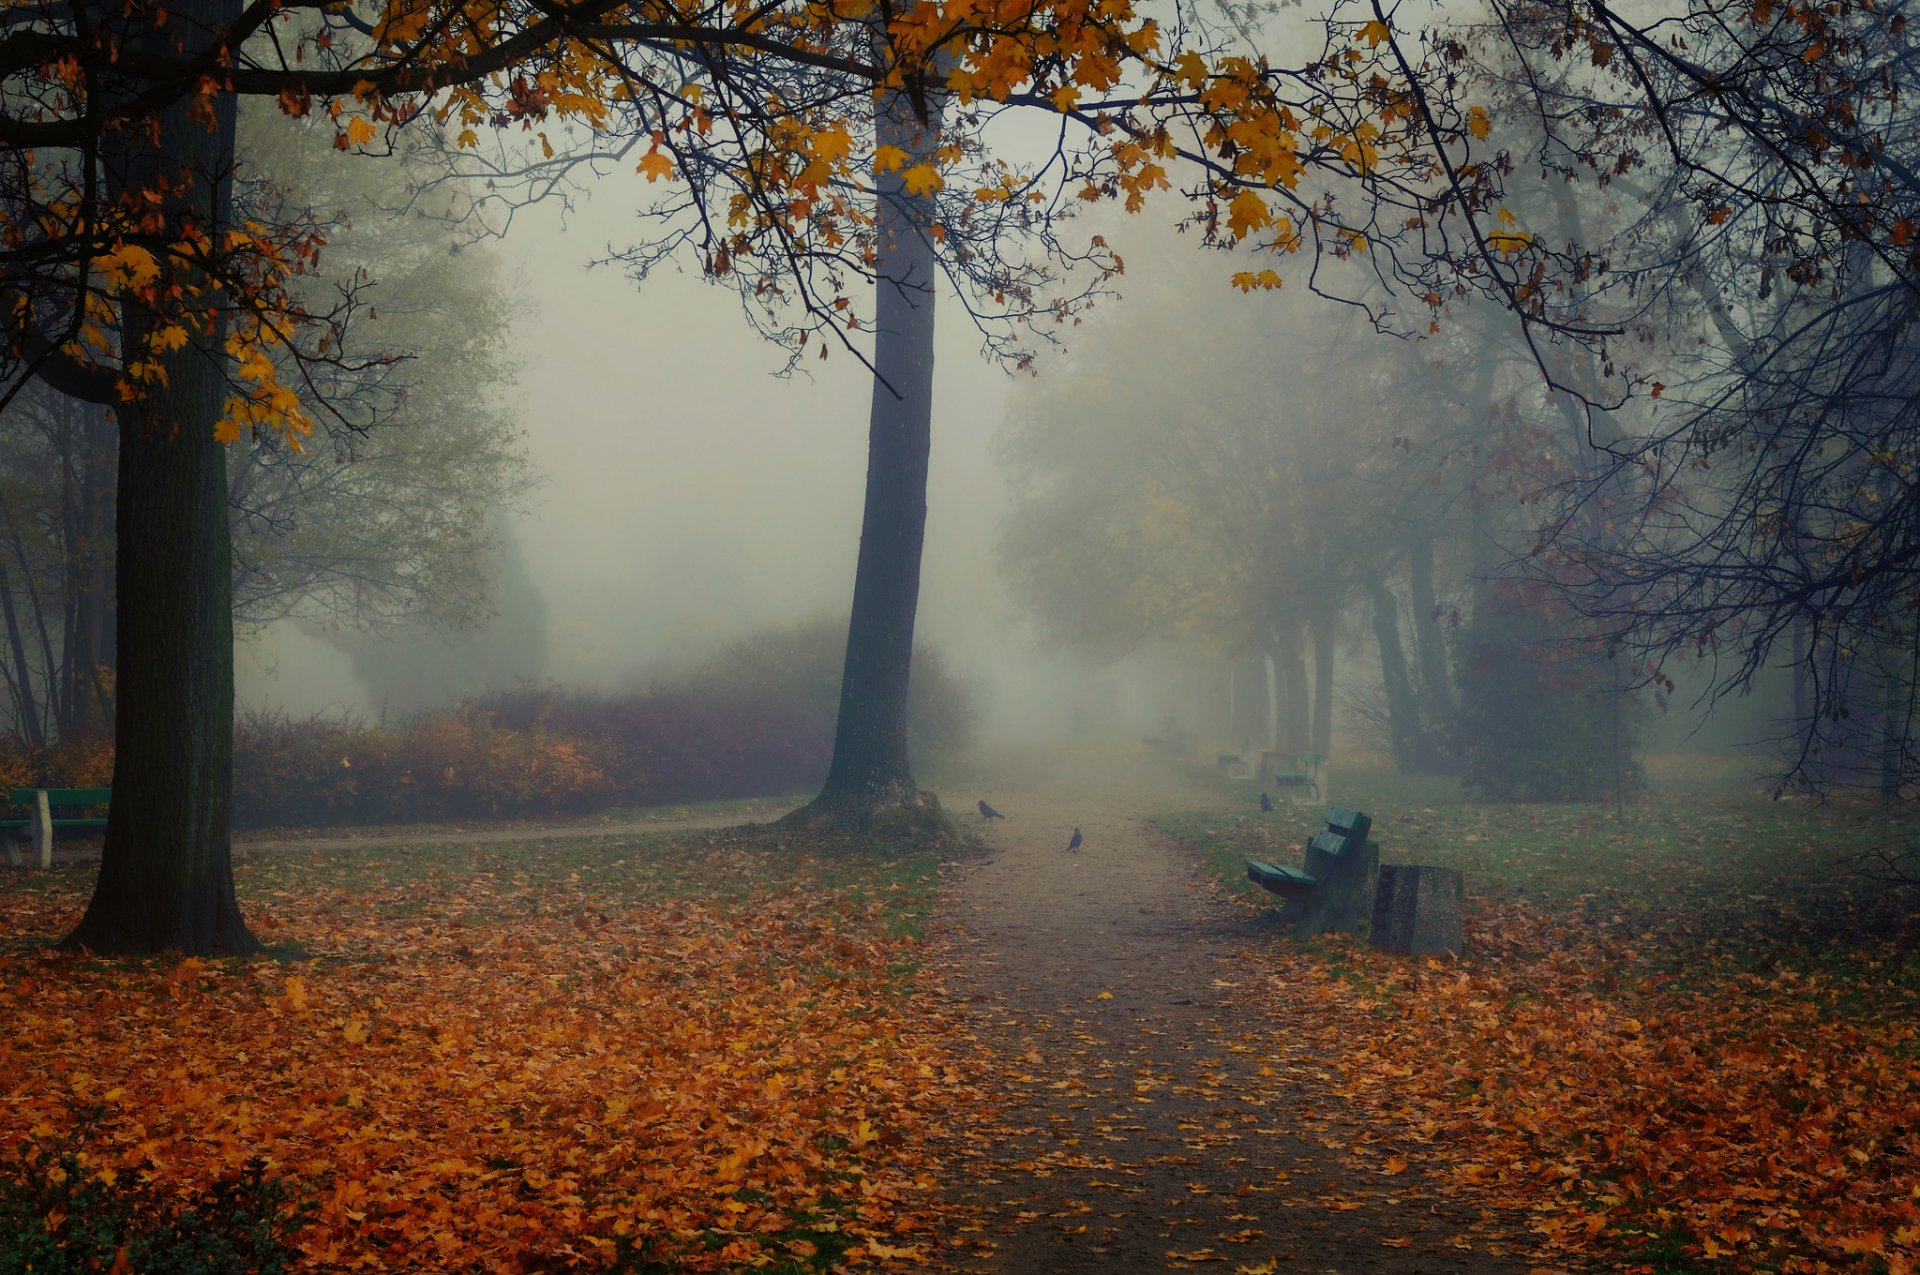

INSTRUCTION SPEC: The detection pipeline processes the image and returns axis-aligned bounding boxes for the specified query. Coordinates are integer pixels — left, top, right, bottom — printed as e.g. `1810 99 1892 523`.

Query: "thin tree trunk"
1408 531 1452 725
1281 642 1309 754
0 562 44 747
802 82 941 828
65 0 255 953
73 424 117 739
1310 598 1335 756
1263 649 1278 752
1362 567 1426 773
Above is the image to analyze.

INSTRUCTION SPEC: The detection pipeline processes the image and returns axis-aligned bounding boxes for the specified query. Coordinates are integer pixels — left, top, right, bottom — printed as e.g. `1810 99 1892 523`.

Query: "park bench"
1216 752 1256 780
2 786 110 870
1270 752 1324 801
1245 804 1377 935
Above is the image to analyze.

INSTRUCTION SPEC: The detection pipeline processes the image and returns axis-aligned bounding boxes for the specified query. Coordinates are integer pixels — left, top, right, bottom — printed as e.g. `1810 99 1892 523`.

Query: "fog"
236 169 1097 738
215 115 1856 797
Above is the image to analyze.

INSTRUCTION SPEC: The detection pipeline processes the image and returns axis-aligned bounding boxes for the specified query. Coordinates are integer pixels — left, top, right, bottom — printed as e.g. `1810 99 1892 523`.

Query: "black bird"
978 800 1006 820
1260 791 1274 813
1067 827 1083 852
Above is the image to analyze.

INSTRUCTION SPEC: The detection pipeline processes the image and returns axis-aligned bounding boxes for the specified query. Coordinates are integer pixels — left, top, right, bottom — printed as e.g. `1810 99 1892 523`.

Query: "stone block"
1369 864 1464 957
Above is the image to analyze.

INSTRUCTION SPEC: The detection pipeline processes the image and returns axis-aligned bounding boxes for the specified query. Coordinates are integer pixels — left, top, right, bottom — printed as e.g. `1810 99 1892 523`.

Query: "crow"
978 800 1006 820
1260 791 1274 813
1067 827 1083 852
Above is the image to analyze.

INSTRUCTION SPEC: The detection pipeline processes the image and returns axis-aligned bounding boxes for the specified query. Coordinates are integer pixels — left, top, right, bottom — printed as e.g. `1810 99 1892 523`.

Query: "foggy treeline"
1 0 1914 819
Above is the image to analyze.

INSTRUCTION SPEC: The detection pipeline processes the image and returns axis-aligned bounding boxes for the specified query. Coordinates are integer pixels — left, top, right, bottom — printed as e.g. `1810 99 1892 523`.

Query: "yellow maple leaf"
96 244 160 290
902 164 944 197
1466 106 1491 140
863 1240 921 1260
810 126 853 163
637 149 674 182
344 115 378 147
873 143 910 173
1487 230 1532 254
1359 18 1391 45
1227 189 1271 238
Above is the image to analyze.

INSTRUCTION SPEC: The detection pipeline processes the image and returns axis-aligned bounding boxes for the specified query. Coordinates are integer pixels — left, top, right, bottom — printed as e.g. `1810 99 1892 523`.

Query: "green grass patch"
1159 762 1920 980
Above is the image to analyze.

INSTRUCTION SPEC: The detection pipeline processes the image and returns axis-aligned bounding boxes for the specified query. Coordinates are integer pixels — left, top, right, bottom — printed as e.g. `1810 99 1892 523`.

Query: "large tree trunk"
797 85 942 830
65 0 256 954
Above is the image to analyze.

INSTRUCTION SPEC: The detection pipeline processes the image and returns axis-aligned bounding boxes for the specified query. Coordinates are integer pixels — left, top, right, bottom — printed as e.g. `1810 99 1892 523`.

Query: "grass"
1161 759 1920 1274
1161 759 1920 970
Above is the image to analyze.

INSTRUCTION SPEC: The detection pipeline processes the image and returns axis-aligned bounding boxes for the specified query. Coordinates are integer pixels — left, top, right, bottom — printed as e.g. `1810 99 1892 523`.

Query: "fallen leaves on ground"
1238 896 1920 1274
0 838 971 1271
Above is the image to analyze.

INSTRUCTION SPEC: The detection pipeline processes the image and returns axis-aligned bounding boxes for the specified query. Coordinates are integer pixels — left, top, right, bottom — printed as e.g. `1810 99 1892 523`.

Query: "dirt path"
927 743 1562 1275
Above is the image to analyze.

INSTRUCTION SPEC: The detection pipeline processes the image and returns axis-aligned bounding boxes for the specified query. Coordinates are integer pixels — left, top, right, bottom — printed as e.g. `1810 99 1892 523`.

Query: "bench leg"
31 790 51 870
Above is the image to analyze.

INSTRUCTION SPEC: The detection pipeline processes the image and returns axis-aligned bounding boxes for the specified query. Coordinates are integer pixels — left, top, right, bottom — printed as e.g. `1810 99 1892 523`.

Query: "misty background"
233 190 1222 744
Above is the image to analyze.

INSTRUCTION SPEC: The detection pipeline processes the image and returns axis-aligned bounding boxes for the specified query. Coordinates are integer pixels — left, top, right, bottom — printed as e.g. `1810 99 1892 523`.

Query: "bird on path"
1260 791 1274 813
1067 827 1083 852
978 800 1006 820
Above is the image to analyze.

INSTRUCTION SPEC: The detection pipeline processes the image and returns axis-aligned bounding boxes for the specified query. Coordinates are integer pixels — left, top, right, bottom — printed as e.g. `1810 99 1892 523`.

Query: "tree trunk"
1310 598 1335 756
798 84 942 830
1408 531 1452 726
1362 567 1427 773
1263 649 1278 752
0 560 44 747
64 415 117 741
1281 642 1309 754
64 0 256 954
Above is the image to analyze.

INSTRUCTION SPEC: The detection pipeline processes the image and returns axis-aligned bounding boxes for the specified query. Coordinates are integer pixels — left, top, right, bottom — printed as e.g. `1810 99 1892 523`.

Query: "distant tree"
1437 0 1920 799
999 247 1378 760
328 513 550 718
0 113 528 752
0 0 1686 943
230 109 530 638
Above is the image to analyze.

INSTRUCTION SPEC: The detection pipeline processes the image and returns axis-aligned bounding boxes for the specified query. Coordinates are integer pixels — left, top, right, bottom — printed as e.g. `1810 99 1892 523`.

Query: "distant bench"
2 786 110 870
1245 804 1376 935
1271 752 1324 801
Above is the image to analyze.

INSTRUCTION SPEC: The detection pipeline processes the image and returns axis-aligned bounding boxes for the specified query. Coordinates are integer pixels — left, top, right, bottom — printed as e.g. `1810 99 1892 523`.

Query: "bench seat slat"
1247 859 1321 899
10 787 111 807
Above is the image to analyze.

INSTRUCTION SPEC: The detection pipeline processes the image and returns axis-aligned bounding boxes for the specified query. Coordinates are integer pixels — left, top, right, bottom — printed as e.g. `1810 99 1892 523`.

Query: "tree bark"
800 85 942 829
1408 531 1452 727
1362 567 1427 773
64 0 256 954
1281 641 1309 754
1263 649 1278 752
1309 598 1335 756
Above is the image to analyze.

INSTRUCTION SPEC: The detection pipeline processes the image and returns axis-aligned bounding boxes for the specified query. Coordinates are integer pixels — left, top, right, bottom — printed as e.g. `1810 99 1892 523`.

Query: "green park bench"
2 786 110 870
1271 752 1324 801
1245 804 1377 935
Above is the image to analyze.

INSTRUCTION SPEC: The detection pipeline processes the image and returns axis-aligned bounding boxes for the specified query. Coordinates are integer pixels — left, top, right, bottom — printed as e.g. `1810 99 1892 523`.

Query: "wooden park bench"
1245 804 1377 935
1271 752 1324 801
2 786 110 870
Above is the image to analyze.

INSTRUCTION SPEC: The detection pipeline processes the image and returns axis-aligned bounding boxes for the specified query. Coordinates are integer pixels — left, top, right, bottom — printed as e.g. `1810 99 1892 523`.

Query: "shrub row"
0 618 977 828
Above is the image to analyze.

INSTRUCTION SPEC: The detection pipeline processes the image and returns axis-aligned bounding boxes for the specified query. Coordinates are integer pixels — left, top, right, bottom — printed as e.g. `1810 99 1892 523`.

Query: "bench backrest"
1325 805 1371 845
10 787 111 808
1305 829 1352 879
